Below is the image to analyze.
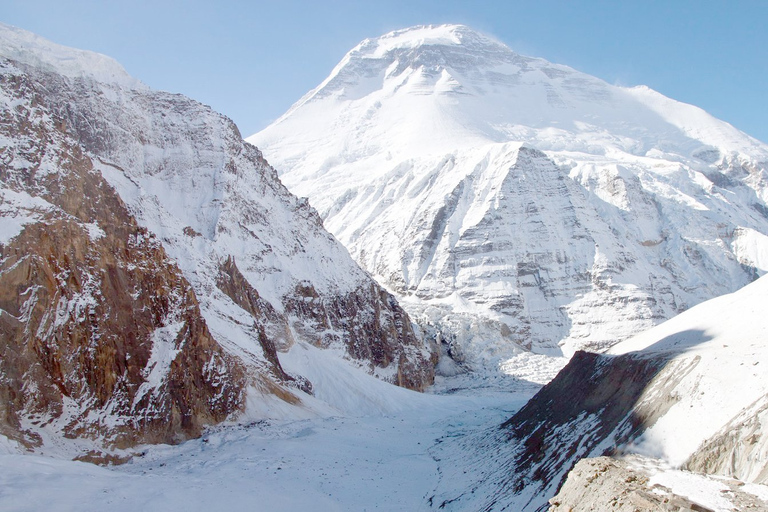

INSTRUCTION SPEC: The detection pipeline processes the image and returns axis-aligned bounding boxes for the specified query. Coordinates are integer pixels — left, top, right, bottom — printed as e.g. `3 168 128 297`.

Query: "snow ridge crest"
352 24 507 57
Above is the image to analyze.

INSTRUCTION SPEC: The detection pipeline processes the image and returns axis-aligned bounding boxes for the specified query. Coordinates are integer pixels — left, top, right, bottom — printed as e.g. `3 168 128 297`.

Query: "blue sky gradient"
3 0 766 142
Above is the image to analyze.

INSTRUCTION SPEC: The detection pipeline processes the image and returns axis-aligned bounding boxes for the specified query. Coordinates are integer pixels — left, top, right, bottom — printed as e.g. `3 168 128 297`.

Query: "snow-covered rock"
549 456 768 512
685 394 768 485
250 24 768 369
0 23 434 458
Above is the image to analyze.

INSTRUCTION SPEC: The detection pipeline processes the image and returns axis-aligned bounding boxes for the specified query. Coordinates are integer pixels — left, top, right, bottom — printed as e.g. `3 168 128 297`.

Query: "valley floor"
0 376 533 512
4 350 766 512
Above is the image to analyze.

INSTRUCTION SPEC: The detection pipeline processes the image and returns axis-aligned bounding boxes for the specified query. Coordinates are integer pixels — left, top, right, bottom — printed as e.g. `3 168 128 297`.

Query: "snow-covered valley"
3 335 768 512
0 378 532 512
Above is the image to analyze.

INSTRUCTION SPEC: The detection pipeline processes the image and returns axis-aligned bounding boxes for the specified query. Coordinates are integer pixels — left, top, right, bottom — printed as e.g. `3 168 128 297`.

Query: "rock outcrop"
685 394 768 484
549 456 768 512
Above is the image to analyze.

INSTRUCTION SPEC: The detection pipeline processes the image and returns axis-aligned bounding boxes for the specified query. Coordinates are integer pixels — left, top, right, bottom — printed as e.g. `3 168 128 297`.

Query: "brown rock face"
0 62 246 451
284 281 436 391
0 220 246 448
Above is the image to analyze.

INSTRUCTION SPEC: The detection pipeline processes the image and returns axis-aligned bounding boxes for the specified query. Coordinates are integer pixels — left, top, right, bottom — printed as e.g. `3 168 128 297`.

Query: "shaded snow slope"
605 271 768 466
250 24 768 369
429 273 768 511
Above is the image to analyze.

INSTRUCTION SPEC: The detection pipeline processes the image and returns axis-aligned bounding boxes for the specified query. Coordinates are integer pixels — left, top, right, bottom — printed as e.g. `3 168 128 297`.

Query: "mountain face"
0 24 434 457
250 24 768 366
429 273 768 511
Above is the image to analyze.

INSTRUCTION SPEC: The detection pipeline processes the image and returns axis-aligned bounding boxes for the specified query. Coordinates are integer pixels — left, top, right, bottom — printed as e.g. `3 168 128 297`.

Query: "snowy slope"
606 271 768 465
430 273 768 511
250 24 768 369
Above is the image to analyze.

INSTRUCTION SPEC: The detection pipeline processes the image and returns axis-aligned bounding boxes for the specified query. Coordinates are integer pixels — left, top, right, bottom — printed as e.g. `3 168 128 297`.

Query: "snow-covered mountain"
250 24 768 367
430 272 768 511
0 23 434 458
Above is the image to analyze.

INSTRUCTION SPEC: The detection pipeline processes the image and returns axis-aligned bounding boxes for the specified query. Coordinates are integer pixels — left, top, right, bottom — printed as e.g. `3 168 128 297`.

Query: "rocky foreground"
550 456 768 512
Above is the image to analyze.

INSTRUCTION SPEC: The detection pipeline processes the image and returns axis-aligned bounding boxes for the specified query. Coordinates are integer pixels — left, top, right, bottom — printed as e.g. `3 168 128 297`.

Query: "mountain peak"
251 23 768 367
268 23 545 150
0 23 144 89
259 22 768 162
334 23 525 82
352 24 506 57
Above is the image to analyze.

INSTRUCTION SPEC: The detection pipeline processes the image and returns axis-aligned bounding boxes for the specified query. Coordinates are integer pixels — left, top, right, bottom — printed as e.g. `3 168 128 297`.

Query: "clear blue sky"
3 0 766 142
